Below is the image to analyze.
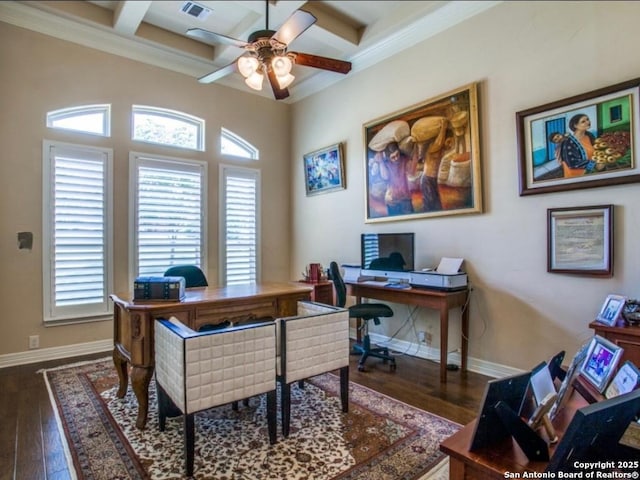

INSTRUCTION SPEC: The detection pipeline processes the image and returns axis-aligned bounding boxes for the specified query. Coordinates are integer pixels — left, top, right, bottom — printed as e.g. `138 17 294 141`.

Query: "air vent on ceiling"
180 2 212 21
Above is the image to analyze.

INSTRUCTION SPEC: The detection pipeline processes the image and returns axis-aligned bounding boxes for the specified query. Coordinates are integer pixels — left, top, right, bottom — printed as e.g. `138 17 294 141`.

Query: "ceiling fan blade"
272 10 316 46
292 52 352 74
197 61 238 84
266 68 290 100
187 28 248 49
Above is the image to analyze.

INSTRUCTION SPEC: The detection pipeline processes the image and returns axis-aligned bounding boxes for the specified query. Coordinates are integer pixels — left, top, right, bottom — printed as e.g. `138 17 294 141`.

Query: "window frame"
46 104 111 137
219 164 261 286
42 139 114 324
220 127 259 160
131 105 205 152
129 151 208 282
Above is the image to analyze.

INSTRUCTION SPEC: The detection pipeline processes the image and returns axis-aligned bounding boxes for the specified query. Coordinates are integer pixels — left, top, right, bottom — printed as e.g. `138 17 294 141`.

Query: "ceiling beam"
113 0 151 36
298 2 360 47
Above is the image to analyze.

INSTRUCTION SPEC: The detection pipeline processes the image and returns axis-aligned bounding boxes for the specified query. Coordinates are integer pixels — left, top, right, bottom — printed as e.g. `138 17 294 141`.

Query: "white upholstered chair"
154 318 277 476
276 301 350 437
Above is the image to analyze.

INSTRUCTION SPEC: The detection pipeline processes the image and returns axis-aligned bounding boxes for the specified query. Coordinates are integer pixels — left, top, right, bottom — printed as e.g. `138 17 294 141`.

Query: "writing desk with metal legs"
345 281 470 383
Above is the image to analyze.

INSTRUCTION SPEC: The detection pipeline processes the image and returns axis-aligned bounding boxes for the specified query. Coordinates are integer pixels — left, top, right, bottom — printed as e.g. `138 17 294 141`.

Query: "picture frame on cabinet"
605 361 640 399
517 77 640 196
363 82 482 223
303 143 346 196
579 335 623 393
547 205 613 278
596 294 626 326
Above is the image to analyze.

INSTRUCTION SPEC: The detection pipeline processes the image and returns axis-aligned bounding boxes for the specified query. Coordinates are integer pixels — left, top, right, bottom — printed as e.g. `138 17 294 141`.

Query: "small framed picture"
579 335 623 393
605 361 640 399
596 294 626 326
303 143 346 196
549 340 591 419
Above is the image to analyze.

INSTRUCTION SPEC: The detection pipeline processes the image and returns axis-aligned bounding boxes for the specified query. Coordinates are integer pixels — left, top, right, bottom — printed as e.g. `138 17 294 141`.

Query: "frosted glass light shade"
238 56 259 78
271 55 293 76
245 71 264 90
276 73 295 89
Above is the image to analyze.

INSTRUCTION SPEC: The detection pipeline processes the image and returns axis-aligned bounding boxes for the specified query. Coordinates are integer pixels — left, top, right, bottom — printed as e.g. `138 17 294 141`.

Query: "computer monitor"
546 388 640 472
361 233 415 272
469 371 532 451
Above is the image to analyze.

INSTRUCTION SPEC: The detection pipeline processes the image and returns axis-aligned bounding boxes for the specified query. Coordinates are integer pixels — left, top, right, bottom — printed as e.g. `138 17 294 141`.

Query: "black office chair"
163 265 208 288
329 261 396 372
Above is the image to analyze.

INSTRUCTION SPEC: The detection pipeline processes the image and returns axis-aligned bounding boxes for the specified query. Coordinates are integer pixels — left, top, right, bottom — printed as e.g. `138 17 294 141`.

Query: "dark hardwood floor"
0 347 490 480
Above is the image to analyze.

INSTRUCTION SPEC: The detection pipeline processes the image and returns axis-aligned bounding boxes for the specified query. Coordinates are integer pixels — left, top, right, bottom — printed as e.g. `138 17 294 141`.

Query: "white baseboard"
2 331 523 379
0 339 112 369
350 328 524 379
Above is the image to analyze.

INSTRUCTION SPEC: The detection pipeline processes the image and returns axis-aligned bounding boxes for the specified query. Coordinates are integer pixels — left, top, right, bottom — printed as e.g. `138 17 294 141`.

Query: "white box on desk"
341 264 363 283
409 270 468 290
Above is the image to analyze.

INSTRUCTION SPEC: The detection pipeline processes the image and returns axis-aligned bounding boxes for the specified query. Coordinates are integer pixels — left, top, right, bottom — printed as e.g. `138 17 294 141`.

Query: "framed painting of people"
363 82 483 223
303 143 345 196
517 77 640 196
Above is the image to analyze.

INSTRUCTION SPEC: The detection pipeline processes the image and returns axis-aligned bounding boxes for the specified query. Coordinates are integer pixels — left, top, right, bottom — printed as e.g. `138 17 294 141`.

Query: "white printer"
409 257 468 291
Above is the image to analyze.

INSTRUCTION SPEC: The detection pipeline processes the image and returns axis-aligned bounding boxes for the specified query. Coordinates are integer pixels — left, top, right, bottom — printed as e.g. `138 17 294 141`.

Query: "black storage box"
134 276 186 301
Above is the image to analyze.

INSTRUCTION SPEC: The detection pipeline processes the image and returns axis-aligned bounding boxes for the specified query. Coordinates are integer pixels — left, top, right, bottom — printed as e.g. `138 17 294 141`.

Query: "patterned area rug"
43 358 458 480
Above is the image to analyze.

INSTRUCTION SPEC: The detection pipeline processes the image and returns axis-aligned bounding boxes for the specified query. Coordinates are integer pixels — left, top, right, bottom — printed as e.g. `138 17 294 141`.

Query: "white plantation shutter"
221 165 259 285
42 141 113 322
132 154 207 277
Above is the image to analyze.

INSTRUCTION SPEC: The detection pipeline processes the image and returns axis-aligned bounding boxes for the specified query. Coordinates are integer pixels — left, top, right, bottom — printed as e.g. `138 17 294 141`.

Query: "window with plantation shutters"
42 140 113 323
131 153 207 278
220 165 260 285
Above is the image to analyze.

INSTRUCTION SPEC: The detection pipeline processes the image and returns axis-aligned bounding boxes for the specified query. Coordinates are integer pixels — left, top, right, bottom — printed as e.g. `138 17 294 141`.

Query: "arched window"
46 104 111 137
132 105 205 151
221 128 259 159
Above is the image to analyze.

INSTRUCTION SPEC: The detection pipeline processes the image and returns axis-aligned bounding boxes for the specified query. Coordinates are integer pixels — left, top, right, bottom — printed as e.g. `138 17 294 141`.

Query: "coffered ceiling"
0 1 500 102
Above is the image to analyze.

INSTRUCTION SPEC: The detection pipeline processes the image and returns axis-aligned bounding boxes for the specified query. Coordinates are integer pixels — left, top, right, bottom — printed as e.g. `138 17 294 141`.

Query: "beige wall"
0 23 291 356
3 2 640 374
291 1 640 372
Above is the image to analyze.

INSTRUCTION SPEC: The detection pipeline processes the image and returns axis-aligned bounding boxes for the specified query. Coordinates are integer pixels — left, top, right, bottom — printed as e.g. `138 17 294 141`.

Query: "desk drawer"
194 299 277 329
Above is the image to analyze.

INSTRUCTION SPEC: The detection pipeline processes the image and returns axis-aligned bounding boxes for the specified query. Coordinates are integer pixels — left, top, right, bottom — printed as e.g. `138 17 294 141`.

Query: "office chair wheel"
389 362 397 372
357 364 366 372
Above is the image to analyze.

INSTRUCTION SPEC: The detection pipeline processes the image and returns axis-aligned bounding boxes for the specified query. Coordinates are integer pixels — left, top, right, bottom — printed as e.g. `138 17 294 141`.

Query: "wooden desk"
345 282 469 382
440 389 588 479
110 282 311 429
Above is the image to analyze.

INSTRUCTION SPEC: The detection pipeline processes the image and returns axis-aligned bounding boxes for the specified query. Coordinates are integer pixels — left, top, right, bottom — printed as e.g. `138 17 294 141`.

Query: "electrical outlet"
29 335 39 349
418 331 426 343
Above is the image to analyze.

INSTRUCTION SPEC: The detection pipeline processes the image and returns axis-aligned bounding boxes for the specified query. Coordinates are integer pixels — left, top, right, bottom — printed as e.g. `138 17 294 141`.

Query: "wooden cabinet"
589 320 640 368
296 280 334 305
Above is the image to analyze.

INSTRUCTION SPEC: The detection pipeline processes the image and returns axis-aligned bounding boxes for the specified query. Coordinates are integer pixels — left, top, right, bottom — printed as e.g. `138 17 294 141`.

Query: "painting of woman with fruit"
517 78 640 195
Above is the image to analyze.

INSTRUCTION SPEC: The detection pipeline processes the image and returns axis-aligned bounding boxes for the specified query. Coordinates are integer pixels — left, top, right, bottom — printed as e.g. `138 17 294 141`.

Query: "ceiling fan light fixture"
271 55 293 76
245 71 264 90
276 72 295 89
237 55 260 78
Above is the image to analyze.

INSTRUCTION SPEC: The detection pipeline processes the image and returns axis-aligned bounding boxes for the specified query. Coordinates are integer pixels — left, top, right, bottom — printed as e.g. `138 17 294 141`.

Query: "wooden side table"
297 280 334 305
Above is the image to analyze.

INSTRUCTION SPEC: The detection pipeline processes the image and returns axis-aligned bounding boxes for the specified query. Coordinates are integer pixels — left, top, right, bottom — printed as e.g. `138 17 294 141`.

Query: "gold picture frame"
363 82 483 223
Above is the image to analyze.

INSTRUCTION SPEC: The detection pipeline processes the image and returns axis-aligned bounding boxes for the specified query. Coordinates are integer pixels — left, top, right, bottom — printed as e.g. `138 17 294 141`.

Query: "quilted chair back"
277 301 349 383
154 318 277 475
276 301 350 437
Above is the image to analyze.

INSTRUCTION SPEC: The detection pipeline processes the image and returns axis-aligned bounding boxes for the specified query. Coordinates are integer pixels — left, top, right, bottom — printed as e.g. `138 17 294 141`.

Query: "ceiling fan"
186 1 352 100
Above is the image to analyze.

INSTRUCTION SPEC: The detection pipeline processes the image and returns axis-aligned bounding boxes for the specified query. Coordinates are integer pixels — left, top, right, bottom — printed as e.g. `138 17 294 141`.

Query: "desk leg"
461 301 469 375
355 294 363 344
113 347 129 398
440 305 448 383
131 365 154 430
448 456 466 480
